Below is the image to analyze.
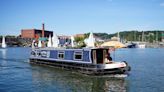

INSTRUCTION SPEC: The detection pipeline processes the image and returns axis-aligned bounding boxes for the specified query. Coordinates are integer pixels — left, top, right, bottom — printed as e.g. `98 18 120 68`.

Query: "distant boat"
84 32 95 47
135 42 146 48
52 33 59 48
126 42 145 48
1 36 7 48
136 31 146 48
126 43 136 48
38 40 42 47
126 31 146 48
71 36 75 47
47 35 52 47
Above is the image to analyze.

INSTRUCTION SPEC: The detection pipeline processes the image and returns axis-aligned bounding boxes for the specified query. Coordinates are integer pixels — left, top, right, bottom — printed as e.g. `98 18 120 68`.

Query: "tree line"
93 30 164 43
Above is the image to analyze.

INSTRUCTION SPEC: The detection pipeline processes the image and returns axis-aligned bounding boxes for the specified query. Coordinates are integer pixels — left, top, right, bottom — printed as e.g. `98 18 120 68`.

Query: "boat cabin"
91 48 112 64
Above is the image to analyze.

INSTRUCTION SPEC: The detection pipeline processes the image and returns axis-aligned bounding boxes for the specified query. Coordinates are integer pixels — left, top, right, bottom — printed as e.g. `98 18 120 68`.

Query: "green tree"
74 36 85 43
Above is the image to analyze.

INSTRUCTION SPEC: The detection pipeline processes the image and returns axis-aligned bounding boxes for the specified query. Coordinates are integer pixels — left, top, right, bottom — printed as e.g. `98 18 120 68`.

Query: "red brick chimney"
41 23 45 47
42 23 45 37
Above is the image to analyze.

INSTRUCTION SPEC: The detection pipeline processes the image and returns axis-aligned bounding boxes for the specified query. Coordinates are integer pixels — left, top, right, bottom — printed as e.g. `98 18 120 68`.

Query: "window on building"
74 51 83 60
58 51 64 59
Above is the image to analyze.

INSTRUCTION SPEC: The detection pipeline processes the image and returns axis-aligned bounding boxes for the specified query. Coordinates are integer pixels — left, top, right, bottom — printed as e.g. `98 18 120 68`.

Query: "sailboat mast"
117 32 120 42
156 31 158 42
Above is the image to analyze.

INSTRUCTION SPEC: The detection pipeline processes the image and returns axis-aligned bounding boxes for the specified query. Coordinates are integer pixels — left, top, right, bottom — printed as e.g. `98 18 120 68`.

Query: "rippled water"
0 47 164 92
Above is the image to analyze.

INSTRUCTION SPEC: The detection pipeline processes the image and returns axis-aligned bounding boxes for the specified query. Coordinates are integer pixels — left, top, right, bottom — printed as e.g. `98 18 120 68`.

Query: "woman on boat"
105 51 113 64
108 53 112 61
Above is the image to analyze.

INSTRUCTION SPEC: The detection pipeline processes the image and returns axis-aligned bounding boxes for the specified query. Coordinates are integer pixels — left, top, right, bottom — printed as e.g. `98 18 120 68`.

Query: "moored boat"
135 42 146 48
1 36 7 48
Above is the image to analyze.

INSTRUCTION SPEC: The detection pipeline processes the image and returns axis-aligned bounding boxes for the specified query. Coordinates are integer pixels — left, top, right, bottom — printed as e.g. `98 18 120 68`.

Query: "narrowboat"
30 47 131 75
29 25 130 75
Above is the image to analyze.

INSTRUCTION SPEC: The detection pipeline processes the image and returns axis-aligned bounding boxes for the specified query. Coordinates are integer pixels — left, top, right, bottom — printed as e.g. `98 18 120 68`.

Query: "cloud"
160 3 164 7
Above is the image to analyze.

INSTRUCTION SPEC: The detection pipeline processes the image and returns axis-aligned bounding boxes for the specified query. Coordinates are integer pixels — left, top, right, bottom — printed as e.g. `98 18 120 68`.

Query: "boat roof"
32 47 109 51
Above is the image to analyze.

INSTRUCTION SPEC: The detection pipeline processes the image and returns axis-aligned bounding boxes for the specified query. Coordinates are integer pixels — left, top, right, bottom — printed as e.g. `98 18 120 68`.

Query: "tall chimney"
42 23 45 37
41 23 45 47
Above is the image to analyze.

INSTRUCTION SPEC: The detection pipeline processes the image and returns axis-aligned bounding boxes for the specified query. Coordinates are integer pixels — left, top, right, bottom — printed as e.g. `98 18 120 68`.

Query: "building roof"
21 29 53 32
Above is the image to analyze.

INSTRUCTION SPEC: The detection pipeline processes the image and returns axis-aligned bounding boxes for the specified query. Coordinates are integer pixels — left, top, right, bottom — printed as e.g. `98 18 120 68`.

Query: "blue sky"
0 0 164 35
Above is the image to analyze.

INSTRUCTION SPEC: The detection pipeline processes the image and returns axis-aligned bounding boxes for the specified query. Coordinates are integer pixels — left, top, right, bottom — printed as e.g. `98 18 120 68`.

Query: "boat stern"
93 61 131 75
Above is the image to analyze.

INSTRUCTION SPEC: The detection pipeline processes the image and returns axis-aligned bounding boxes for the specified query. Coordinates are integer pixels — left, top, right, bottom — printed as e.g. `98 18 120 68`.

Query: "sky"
0 0 164 36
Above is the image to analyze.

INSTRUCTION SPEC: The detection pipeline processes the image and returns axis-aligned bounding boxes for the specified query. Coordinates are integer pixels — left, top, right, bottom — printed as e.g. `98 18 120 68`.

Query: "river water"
0 47 164 92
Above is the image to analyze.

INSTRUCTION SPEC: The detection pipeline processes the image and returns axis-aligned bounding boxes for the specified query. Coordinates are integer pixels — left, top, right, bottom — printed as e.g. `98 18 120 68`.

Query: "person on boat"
107 53 112 61
105 51 113 64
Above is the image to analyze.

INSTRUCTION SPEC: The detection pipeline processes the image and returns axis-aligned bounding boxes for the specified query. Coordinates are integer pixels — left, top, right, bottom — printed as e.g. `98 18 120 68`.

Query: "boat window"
58 51 64 59
31 51 36 56
37 51 41 56
74 51 83 60
41 51 47 57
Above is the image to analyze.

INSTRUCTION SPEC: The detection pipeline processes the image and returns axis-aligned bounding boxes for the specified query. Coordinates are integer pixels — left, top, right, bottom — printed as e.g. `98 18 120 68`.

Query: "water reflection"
0 48 7 59
31 65 128 92
0 49 7 67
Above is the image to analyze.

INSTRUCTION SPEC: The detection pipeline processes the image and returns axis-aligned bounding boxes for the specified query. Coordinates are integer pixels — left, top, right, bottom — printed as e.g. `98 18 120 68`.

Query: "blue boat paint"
31 48 92 63
50 50 58 59
49 50 91 62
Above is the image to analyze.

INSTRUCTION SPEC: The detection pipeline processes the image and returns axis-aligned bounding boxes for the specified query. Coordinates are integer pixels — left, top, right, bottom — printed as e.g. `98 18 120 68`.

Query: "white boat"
136 31 146 48
135 42 146 48
52 33 59 48
47 35 52 47
84 32 95 47
38 40 42 47
1 36 7 48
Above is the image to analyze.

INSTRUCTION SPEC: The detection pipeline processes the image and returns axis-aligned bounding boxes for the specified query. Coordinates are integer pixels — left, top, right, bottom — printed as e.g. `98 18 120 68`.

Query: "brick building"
21 29 53 39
